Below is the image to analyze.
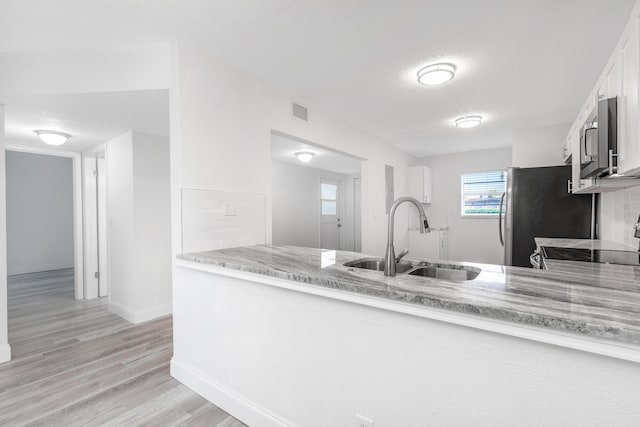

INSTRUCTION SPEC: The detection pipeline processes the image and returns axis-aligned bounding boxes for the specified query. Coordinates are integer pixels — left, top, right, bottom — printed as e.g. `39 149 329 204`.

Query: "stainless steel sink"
344 258 413 274
407 265 480 281
344 257 480 281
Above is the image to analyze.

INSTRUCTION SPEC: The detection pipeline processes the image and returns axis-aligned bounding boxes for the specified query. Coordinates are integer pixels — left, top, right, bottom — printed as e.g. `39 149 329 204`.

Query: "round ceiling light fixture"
34 130 71 146
455 115 483 128
417 63 456 86
294 151 315 163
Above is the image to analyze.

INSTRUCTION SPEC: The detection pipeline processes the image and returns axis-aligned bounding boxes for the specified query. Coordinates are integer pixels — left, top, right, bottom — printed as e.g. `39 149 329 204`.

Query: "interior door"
320 179 341 250
97 157 108 297
354 178 362 252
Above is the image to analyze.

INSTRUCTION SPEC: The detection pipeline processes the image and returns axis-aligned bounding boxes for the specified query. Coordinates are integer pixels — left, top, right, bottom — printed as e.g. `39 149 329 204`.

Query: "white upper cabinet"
594 75 606 102
604 55 620 100
618 19 640 175
409 165 432 204
567 1 640 193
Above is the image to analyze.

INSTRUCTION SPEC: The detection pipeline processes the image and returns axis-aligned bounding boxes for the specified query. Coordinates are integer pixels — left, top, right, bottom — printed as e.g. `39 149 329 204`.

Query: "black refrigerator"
499 165 594 267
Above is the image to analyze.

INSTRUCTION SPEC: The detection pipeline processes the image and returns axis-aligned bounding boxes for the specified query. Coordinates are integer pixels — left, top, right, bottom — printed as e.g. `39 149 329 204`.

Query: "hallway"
0 269 245 426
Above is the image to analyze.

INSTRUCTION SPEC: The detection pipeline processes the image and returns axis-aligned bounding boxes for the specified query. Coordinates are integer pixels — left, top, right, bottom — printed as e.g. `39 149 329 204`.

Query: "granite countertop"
178 245 640 346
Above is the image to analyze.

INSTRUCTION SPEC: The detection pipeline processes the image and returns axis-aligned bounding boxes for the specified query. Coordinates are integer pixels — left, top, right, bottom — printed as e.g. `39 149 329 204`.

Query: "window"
461 171 506 217
321 182 338 215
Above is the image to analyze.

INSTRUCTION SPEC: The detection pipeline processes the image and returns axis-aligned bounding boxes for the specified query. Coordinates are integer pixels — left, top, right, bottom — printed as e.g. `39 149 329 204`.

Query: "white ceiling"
0 0 635 157
271 132 362 175
3 90 169 152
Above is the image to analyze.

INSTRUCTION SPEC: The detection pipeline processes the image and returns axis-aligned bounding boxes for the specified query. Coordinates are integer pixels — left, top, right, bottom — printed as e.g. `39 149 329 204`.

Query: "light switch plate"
223 201 237 216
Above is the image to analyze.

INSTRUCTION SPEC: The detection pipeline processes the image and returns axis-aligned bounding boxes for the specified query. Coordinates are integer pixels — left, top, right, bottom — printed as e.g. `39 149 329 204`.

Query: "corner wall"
107 131 172 323
511 123 569 168
411 147 512 264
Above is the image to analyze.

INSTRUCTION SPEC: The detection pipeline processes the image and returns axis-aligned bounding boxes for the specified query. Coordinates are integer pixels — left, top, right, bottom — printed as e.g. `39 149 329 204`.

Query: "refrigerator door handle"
498 191 506 247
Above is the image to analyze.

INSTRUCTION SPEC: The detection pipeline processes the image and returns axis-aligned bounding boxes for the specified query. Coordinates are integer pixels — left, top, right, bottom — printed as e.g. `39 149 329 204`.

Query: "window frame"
320 181 339 217
460 170 506 219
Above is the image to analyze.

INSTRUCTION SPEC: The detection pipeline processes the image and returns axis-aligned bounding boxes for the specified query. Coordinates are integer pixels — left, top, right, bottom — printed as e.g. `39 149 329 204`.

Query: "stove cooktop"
540 246 640 266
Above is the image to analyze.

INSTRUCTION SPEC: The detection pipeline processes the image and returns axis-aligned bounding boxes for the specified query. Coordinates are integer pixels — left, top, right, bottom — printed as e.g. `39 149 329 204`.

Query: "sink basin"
407 265 480 281
344 257 480 281
344 257 413 274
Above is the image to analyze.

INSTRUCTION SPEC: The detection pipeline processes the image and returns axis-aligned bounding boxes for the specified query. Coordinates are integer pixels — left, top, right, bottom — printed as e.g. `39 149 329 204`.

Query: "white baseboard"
0 343 11 363
108 300 172 324
170 358 294 427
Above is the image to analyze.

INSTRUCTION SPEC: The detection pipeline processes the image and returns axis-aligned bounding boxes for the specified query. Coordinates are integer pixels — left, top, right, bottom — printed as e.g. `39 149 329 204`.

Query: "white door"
97 157 108 297
320 179 340 250
82 156 99 299
354 178 362 252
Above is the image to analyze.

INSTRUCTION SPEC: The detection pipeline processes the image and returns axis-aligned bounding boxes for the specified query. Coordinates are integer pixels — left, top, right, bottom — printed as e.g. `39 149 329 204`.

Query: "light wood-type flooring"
0 269 246 427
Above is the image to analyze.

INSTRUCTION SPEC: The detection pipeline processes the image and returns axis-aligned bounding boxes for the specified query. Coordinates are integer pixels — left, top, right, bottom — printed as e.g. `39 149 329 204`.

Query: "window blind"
461 171 506 216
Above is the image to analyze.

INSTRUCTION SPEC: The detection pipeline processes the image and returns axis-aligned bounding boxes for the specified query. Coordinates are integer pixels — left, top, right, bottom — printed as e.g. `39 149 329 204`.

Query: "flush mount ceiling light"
34 130 71 146
455 115 483 128
294 151 315 163
417 63 456 86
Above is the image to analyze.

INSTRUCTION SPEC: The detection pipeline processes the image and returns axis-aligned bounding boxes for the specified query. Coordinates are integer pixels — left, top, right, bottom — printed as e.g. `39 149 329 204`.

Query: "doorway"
83 147 109 298
270 130 364 251
5 146 83 299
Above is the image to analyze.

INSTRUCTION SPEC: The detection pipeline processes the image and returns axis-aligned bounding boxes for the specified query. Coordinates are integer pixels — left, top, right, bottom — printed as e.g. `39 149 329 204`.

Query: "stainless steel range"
540 246 640 266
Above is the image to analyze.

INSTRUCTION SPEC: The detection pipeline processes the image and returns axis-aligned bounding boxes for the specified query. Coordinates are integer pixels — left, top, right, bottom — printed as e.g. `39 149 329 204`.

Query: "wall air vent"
292 102 308 122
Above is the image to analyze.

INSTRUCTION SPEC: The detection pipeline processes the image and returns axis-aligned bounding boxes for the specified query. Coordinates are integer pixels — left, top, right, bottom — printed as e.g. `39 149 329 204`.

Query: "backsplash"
600 186 640 248
181 189 266 253
620 188 640 247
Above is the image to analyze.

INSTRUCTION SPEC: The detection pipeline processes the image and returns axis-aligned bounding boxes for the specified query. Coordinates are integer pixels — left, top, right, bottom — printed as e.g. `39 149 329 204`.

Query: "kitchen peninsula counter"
178 244 640 355
172 245 640 426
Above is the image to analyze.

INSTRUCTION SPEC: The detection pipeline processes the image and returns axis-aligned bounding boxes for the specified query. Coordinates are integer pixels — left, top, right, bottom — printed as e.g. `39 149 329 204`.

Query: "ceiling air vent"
292 102 308 122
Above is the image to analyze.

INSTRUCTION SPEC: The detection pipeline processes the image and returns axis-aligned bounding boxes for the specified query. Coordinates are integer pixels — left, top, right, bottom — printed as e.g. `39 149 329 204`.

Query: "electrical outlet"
355 414 374 427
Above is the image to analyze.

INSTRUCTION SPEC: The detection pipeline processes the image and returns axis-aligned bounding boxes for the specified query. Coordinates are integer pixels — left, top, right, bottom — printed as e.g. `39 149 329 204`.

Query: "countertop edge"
176 258 640 364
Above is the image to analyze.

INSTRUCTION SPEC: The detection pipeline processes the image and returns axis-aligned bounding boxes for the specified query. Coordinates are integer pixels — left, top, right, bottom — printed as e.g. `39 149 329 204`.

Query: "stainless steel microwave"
580 97 617 179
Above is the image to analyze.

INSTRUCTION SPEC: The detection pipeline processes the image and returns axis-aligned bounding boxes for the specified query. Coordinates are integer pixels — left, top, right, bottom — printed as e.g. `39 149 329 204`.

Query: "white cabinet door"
594 75 606 102
605 55 620 99
569 119 583 192
617 19 640 175
409 166 432 203
562 135 570 164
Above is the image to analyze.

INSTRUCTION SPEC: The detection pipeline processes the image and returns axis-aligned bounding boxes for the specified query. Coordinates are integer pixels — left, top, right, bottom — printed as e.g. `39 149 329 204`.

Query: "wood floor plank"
0 269 247 427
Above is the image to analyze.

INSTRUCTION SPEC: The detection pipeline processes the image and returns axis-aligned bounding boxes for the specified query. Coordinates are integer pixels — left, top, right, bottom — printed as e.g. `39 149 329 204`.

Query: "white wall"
410 147 512 264
5 151 74 275
172 42 415 260
0 45 170 96
271 159 351 249
0 105 9 363
511 123 569 168
107 131 172 323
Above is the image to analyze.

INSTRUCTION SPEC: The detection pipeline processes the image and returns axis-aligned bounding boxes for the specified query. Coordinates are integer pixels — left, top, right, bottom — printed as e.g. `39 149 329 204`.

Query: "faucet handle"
395 248 409 263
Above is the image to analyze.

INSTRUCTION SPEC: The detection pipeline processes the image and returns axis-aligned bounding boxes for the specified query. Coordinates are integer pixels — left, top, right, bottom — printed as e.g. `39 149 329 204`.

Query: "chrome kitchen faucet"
384 197 430 276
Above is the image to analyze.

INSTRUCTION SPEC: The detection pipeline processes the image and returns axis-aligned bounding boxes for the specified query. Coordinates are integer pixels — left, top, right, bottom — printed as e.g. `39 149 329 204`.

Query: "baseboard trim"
170 358 294 427
0 343 11 363
108 300 172 324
